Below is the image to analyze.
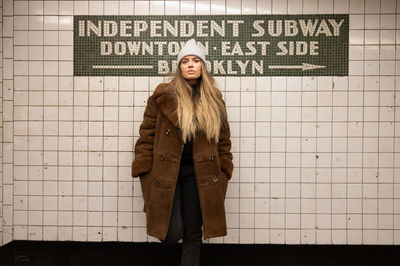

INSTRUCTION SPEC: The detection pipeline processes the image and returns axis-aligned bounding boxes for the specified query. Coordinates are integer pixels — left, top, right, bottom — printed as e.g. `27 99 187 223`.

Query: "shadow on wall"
0 241 399 266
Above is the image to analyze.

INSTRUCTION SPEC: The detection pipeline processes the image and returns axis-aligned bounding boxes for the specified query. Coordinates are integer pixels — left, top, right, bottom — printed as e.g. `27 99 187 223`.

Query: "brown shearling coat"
131 82 234 240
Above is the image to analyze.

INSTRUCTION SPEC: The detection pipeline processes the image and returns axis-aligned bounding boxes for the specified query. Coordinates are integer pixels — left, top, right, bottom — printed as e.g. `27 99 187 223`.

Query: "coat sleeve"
131 95 158 178
218 100 234 180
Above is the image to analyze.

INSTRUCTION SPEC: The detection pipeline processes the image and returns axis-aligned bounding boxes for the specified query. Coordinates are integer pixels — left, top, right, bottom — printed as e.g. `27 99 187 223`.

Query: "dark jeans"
162 161 203 266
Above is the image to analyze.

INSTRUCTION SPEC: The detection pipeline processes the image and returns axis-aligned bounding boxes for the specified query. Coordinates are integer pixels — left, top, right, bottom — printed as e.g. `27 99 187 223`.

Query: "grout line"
71 0 77 241
346 17 349 247
376 0 381 244
0 1 3 244
56 0 61 241
268 78 272 244
41 0 45 241
300 0 303 245
284 73 288 243
86 76 90 239
361 0 366 244
101 0 105 242
27 0 30 240
392 0 397 245
314 0 321 244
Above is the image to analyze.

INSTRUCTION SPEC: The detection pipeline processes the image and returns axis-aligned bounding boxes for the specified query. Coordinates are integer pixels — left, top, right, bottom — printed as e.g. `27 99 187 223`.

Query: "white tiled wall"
0 0 3 246
1 0 399 246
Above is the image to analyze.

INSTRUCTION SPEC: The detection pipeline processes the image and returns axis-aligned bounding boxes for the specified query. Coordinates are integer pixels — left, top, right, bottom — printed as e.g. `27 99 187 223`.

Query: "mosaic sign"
74 15 348 76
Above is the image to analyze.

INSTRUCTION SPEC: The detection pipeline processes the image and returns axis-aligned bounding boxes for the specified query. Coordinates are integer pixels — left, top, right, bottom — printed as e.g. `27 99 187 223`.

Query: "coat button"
209 155 215 161
155 180 160 186
160 155 165 160
213 177 219 183
165 129 171 135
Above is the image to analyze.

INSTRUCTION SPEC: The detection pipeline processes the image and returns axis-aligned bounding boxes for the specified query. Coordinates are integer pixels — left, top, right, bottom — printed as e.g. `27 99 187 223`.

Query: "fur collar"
152 82 223 128
153 83 180 127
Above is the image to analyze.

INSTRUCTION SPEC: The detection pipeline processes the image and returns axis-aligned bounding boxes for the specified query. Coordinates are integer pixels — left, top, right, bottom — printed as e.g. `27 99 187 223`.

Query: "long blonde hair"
169 62 226 143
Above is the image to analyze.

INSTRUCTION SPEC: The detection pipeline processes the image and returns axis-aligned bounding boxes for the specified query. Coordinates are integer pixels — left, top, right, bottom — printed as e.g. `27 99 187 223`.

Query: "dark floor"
0 240 399 266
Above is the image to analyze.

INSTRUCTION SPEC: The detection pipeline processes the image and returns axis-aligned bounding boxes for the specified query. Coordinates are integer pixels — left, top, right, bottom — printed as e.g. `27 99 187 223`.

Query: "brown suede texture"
132 82 234 240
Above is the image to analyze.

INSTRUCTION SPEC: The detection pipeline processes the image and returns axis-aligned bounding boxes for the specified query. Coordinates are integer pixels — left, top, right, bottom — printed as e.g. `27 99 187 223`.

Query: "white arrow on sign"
268 63 326 71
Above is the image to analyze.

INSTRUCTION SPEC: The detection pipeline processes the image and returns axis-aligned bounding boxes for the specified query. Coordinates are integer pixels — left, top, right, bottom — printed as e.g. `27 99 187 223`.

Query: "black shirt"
180 83 198 164
181 138 193 164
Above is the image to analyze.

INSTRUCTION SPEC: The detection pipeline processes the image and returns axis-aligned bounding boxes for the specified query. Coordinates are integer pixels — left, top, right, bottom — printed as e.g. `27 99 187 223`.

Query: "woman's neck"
187 79 198 85
189 82 199 98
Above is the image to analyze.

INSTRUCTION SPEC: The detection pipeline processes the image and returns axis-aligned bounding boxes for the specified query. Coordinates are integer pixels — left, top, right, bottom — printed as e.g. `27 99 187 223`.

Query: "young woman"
131 39 234 266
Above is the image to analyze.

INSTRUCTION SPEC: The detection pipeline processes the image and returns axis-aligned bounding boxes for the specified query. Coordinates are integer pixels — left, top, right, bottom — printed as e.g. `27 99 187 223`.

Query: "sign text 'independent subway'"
74 15 348 76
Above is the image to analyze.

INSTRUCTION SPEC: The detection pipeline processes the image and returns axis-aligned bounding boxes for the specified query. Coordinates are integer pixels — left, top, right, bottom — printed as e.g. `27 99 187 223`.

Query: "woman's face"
180 55 202 82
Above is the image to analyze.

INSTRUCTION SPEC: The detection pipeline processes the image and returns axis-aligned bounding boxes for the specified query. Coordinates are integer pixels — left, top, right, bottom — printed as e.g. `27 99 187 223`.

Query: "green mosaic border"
74 14 348 76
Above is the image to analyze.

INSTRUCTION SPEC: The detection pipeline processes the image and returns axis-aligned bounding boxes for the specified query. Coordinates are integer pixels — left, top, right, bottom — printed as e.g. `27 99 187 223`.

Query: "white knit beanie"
177 39 206 64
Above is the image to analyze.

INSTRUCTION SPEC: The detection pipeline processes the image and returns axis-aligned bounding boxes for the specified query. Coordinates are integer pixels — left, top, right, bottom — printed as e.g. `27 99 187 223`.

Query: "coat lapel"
153 83 180 128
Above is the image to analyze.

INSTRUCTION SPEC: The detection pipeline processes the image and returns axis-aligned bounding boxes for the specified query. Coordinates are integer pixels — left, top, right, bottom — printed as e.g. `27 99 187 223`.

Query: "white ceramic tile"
72 227 88 241
165 1 179 14
44 61 58 76
381 14 396 29
104 1 119 15
2 0 12 14
119 1 134 15
381 0 396 13
133 212 146 226
43 16 58 31
350 0 364 13
150 1 166 15
365 0 381 13
135 1 149 15
88 1 103 15
240 212 254 229
59 61 73 76
29 31 44 45
257 0 272 14
13 16 28 31
180 0 194 14
58 31 73 45
350 14 364 29
334 0 349 13
272 0 287 13
319 0 334 13
195 0 209 14
44 1 58 15
381 30 396 44
242 0 257 13
288 0 302 14
29 1 43 15
226 0 241 14
365 15 380 29
303 0 318 13
74 1 88 15
87 226 102 241
59 1 73 15
14 1 28 15
43 31 57 45
58 46 73 61
28 15 43 30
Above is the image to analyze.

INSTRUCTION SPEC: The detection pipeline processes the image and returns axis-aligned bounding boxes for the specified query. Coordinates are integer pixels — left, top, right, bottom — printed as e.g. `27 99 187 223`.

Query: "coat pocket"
200 175 227 235
147 177 174 212
197 173 228 198
146 177 175 233
194 154 219 176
